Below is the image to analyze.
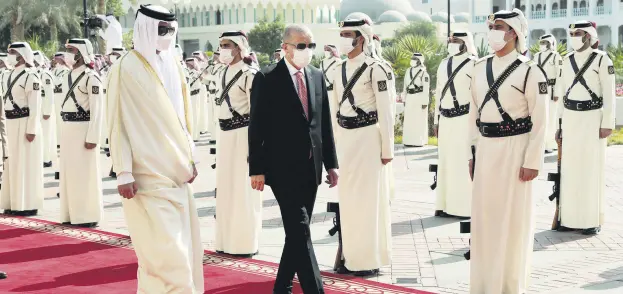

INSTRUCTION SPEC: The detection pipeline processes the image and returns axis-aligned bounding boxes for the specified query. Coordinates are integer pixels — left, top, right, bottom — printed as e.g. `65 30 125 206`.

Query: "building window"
216 10 222 25
561 0 568 9
243 8 246 23
229 9 232 24
206 12 210 26
422 0 429 3
553 3 559 10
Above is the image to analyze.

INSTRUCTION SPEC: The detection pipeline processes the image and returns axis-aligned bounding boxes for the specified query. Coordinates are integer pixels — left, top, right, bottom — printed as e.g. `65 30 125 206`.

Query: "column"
589 0 595 16
546 0 551 18
526 0 532 19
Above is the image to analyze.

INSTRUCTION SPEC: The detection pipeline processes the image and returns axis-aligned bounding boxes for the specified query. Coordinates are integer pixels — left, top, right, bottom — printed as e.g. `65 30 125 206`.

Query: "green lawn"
609 128 623 145
394 135 438 146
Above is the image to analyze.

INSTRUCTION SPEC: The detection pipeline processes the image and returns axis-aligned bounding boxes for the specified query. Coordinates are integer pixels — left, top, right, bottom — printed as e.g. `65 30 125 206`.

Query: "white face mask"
339 37 356 55
324 51 332 59
570 36 587 51
110 55 119 63
156 35 174 52
292 48 313 68
448 43 462 56
7 54 18 66
539 44 549 52
410 60 419 67
487 30 508 52
64 53 76 66
219 49 234 65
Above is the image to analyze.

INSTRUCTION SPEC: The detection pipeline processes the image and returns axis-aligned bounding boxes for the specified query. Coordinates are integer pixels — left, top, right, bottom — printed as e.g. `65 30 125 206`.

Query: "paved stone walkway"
33 134 623 293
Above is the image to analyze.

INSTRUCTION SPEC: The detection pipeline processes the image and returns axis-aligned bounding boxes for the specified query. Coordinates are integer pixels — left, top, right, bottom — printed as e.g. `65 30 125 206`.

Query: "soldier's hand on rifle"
325 169 339 188
469 159 474 180
519 167 538 182
250 175 265 191
381 158 393 165
43 115 50 120
84 142 97 149
25 134 35 142
553 96 559 102
434 125 439 137
599 128 613 139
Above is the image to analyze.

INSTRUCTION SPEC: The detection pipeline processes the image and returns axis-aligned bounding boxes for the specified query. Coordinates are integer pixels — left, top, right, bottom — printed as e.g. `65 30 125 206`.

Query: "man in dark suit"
248 24 339 294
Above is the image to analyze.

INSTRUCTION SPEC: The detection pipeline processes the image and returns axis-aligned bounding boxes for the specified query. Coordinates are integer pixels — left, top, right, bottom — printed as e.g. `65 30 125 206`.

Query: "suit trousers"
270 159 324 294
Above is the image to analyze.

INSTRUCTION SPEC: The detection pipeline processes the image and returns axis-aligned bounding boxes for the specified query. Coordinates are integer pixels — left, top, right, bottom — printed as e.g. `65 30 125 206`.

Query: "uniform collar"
228 59 246 71
13 64 26 74
71 64 87 74
494 50 519 63
574 47 593 58
347 52 366 64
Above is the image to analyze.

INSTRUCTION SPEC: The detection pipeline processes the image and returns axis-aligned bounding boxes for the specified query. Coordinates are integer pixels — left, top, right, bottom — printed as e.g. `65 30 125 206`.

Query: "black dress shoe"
582 227 601 235
353 269 379 277
73 222 98 228
434 210 452 218
336 265 353 274
2 210 14 215
43 161 52 168
55 172 60 180
61 222 71 225
456 216 471 220
556 226 577 232
12 210 37 217
0 271 7 279
273 282 293 294
464 250 471 260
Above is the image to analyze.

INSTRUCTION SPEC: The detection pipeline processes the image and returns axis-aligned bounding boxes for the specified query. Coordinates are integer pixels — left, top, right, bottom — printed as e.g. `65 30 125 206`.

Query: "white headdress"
33 50 45 66
451 31 478 56
569 21 599 47
8 42 35 67
339 18 374 55
486 8 529 54
66 38 96 66
0 52 9 68
218 31 251 59
411 53 425 66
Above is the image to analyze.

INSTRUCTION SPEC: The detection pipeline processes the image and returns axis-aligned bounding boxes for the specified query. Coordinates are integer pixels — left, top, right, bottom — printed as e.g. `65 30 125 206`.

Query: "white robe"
188 69 204 141
100 68 110 149
534 50 562 151
321 57 343 138
59 66 104 224
199 70 210 133
107 50 204 293
402 66 430 146
0 65 44 212
469 52 548 294
39 69 57 165
556 49 615 229
214 61 262 254
433 54 475 217
53 67 70 146
332 53 393 271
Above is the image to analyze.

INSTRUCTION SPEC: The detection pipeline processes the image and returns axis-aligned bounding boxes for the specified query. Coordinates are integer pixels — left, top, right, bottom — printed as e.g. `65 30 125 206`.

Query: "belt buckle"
576 102 584 110
480 125 488 135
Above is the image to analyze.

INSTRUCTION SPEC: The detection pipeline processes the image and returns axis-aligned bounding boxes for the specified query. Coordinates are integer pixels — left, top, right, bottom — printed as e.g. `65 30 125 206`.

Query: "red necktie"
295 71 309 120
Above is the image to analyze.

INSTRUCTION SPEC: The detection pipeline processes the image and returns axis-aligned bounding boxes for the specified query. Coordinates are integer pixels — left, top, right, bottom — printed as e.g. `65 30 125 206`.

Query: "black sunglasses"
286 43 317 50
158 26 176 36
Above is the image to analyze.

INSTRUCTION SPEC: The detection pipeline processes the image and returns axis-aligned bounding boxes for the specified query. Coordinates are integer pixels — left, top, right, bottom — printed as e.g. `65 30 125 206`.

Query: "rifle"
327 202 345 272
429 164 438 190
461 145 476 260
547 118 563 230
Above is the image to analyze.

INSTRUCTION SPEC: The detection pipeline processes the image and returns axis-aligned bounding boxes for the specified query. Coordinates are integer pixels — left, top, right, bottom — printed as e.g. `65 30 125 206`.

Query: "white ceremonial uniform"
58 65 104 225
469 52 548 294
38 68 58 165
402 66 430 146
188 69 205 141
99 67 110 149
0 65 44 212
198 67 210 133
433 53 476 217
556 48 615 229
320 57 343 136
209 64 226 141
53 66 70 145
332 53 393 271
533 49 562 151
214 60 262 254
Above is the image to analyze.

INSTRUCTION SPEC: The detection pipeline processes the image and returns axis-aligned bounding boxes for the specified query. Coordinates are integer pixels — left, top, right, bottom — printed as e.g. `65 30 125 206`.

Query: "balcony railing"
573 7 589 17
595 5 611 15
473 15 487 23
551 9 567 18
531 10 546 19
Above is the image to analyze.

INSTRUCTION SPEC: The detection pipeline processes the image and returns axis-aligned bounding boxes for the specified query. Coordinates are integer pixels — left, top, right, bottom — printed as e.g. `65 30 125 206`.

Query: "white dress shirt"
284 58 306 95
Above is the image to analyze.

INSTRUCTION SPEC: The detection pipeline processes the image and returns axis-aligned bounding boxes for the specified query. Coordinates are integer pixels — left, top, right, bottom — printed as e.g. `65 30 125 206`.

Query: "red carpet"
0 216 434 294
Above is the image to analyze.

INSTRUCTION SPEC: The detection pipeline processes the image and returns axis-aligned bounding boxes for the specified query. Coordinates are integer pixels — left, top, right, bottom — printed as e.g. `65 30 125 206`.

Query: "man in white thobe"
333 18 393 276
192 51 211 134
556 21 615 235
33 51 57 169
320 45 343 137
0 42 44 217
58 39 104 228
52 53 71 151
214 31 262 256
106 5 204 293
402 53 430 147
469 10 548 294
186 57 205 142
432 31 477 218
533 34 562 153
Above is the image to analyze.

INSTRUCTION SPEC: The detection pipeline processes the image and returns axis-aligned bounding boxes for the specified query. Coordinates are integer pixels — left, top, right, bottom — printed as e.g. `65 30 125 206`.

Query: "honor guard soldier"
469 10 548 293
58 39 104 227
0 42 45 217
402 53 430 147
321 44 343 135
208 51 225 144
214 31 262 256
186 57 206 142
271 48 283 65
555 21 615 235
433 31 478 218
33 51 58 168
0 53 12 95
534 34 562 153
333 18 394 276
52 53 71 148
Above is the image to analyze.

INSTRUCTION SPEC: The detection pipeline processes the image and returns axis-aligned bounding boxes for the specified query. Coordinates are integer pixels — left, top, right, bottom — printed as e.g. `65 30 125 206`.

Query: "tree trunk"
97 0 107 54
50 17 59 45
11 6 25 41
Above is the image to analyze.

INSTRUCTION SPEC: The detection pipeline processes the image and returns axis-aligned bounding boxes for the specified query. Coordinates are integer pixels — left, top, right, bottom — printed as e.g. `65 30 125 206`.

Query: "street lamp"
83 0 88 38
447 0 450 38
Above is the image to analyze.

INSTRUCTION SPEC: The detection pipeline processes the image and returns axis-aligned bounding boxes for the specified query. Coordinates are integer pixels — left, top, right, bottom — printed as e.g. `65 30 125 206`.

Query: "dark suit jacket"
249 59 338 186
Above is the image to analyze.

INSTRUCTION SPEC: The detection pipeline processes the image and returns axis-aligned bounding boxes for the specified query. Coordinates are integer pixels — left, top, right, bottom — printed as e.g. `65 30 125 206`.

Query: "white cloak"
214 61 262 254
433 54 475 217
534 50 562 151
53 67 70 146
402 66 430 146
0 65 44 211
332 53 394 271
556 48 615 229
59 66 104 224
469 52 548 294
107 50 204 293
39 69 58 165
